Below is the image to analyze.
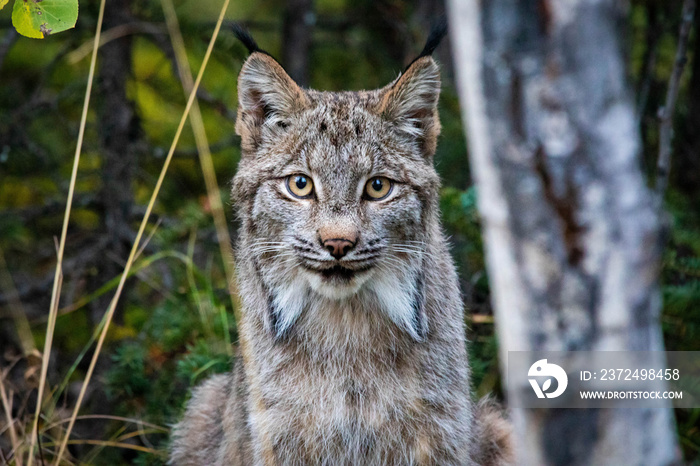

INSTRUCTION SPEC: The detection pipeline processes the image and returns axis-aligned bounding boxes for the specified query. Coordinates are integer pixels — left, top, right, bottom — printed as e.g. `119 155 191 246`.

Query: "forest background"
0 0 699 463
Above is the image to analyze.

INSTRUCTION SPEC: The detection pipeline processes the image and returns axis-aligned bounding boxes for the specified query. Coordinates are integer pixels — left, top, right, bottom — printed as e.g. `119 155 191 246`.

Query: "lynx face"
232 52 442 341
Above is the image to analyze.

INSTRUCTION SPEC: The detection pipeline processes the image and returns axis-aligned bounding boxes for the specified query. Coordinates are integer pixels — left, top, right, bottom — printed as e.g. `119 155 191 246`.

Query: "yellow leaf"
12 0 43 39
12 0 79 39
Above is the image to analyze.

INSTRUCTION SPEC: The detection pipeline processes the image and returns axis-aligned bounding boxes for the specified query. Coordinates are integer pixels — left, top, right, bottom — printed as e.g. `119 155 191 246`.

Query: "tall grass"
0 0 233 463
27 0 107 462
161 0 239 352
53 0 231 461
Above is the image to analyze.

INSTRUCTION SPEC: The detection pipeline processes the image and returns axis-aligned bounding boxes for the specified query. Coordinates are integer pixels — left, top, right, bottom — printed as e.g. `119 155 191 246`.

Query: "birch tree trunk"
445 1 682 464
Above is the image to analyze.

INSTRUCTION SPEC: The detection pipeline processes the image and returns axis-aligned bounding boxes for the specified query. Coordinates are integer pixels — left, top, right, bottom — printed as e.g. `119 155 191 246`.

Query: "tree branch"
146 33 238 122
65 22 166 64
157 135 239 158
656 0 695 200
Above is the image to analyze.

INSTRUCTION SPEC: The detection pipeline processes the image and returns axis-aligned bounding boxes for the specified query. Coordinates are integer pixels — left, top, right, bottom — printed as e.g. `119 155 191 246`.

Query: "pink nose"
322 238 356 259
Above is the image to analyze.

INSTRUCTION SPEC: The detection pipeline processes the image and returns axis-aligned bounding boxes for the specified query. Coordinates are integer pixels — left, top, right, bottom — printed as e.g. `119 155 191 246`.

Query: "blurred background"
0 0 699 463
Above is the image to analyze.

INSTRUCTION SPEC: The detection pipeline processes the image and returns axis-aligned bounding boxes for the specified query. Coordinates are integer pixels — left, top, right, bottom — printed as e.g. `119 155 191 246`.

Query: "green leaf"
12 0 78 39
0 0 9 12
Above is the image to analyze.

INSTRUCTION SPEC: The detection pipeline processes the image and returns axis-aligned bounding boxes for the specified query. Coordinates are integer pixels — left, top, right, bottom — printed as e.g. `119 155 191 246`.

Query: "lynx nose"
322 238 356 260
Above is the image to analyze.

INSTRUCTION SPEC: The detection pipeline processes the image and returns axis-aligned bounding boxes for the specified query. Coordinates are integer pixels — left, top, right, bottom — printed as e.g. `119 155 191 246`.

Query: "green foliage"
661 192 700 460
440 186 481 250
106 343 151 399
435 89 471 189
8 0 78 39
103 254 234 462
440 186 489 297
662 191 700 352
439 186 500 398
468 332 500 397
176 339 230 385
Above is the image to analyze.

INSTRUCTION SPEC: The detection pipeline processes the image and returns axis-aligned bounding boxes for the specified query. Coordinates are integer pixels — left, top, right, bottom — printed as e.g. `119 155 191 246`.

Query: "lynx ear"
379 56 441 156
235 52 308 152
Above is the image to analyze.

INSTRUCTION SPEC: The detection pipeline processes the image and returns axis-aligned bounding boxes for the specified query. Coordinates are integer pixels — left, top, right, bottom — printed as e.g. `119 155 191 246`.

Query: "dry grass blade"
159 8 272 457
187 230 213 335
161 0 240 352
27 0 108 463
0 373 21 466
36 433 46 466
43 414 168 433
52 0 231 463
45 439 166 456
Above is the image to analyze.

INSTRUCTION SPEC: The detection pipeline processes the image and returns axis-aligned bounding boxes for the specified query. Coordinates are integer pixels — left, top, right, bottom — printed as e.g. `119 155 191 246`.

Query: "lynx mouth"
320 265 357 280
303 264 372 282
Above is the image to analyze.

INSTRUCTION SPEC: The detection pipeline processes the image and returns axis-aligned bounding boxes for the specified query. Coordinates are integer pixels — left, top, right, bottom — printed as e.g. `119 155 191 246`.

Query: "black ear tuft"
418 16 448 59
404 17 448 72
232 23 267 55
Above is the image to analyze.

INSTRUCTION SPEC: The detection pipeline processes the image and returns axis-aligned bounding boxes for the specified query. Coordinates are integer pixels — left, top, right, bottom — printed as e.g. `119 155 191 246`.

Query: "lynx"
170 24 513 465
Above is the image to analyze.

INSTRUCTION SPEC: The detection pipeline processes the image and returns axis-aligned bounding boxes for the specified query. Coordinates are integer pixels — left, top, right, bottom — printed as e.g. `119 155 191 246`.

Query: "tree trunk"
91 0 138 324
446 1 681 464
282 0 315 86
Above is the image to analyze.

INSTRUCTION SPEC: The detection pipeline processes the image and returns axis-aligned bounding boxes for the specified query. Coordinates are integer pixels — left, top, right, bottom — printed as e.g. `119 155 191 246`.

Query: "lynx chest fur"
170 26 512 466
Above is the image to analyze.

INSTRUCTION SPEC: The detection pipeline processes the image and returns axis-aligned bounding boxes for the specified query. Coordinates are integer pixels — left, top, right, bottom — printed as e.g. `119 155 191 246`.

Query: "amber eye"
364 177 392 200
286 174 314 198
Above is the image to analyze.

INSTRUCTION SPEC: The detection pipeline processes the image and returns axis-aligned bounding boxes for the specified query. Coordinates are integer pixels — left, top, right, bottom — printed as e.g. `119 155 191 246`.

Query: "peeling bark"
447 0 681 464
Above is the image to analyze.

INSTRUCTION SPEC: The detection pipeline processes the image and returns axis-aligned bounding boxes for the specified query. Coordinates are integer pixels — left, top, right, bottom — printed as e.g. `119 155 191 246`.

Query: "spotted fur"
170 38 513 466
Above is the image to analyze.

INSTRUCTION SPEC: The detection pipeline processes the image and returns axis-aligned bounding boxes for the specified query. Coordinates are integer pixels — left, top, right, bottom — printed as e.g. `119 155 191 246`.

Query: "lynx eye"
364 177 392 200
286 174 314 199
